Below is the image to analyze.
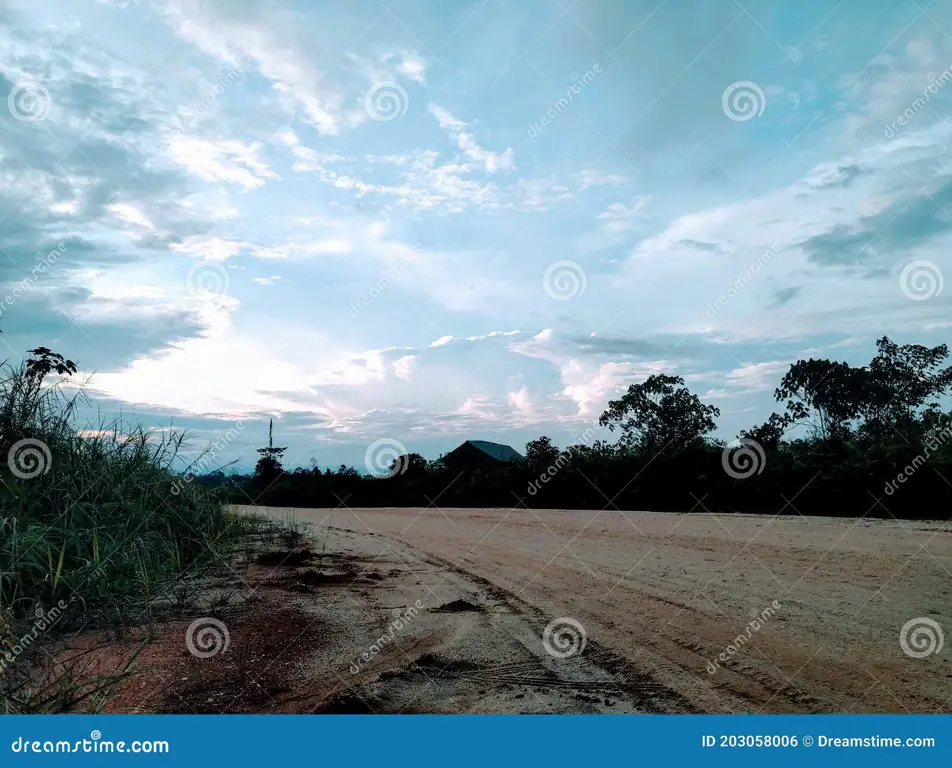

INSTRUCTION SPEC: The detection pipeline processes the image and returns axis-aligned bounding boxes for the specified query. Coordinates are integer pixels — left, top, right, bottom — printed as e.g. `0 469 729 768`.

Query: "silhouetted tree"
253 419 287 487
25 347 77 380
525 437 560 469
739 412 793 450
599 374 720 452
775 359 866 442
860 337 952 442
387 452 427 477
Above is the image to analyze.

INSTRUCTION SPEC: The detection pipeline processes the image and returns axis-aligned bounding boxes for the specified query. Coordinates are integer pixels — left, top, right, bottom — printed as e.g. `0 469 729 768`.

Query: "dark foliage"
207 337 952 520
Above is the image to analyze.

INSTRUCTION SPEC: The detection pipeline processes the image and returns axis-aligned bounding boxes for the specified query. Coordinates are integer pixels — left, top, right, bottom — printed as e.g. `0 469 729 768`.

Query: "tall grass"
0 357 238 709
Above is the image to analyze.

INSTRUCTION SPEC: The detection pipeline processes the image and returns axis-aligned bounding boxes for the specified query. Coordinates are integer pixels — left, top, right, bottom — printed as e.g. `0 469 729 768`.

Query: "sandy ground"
238 506 952 714
71 506 951 714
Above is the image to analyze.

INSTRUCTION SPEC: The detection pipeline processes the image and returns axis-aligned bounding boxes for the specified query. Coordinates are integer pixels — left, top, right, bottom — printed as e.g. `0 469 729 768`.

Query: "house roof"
461 440 525 462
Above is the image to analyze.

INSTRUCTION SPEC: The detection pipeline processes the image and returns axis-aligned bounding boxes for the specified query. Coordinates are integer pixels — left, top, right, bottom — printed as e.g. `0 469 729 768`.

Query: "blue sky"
2 0 952 473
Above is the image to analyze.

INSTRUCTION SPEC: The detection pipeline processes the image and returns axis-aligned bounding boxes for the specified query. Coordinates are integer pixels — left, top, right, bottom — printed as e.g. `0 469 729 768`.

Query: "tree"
25 347 77 380
739 412 793 450
253 419 287 486
387 453 427 477
775 359 866 442
524 437 560 469
860 337 952 441
598 374 720 452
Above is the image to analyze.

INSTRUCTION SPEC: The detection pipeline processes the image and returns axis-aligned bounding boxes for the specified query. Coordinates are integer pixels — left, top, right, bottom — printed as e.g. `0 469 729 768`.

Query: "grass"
0 356 260 712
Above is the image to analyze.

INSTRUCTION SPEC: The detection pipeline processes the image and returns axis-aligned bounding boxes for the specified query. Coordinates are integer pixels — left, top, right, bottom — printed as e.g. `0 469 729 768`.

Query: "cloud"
167 138 278 189
108 203 155 230
171 236 247 261
428 104 515 173
392 354 418 380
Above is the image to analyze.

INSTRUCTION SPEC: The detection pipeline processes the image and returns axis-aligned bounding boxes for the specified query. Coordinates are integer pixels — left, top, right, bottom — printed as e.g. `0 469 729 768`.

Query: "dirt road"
250 506 951 714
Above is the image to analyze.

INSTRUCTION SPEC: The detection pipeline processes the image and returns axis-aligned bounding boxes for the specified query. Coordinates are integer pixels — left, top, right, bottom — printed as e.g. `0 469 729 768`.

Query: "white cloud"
107 203 155 229
392 354 418 380
167 138 278 189
596 197 651 233
171 236 247 261
429 335 454 347
507 386 537 424
251 239 352 259
428 104 515 173
576 170 627 191
398 53 426 83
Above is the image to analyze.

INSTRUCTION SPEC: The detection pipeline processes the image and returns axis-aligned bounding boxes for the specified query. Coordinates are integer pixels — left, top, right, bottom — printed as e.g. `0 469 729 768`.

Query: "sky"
2 0 952 474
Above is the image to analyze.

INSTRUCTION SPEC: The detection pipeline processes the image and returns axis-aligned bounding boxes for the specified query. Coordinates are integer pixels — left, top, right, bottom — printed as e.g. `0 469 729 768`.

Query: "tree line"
215 337 952 519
